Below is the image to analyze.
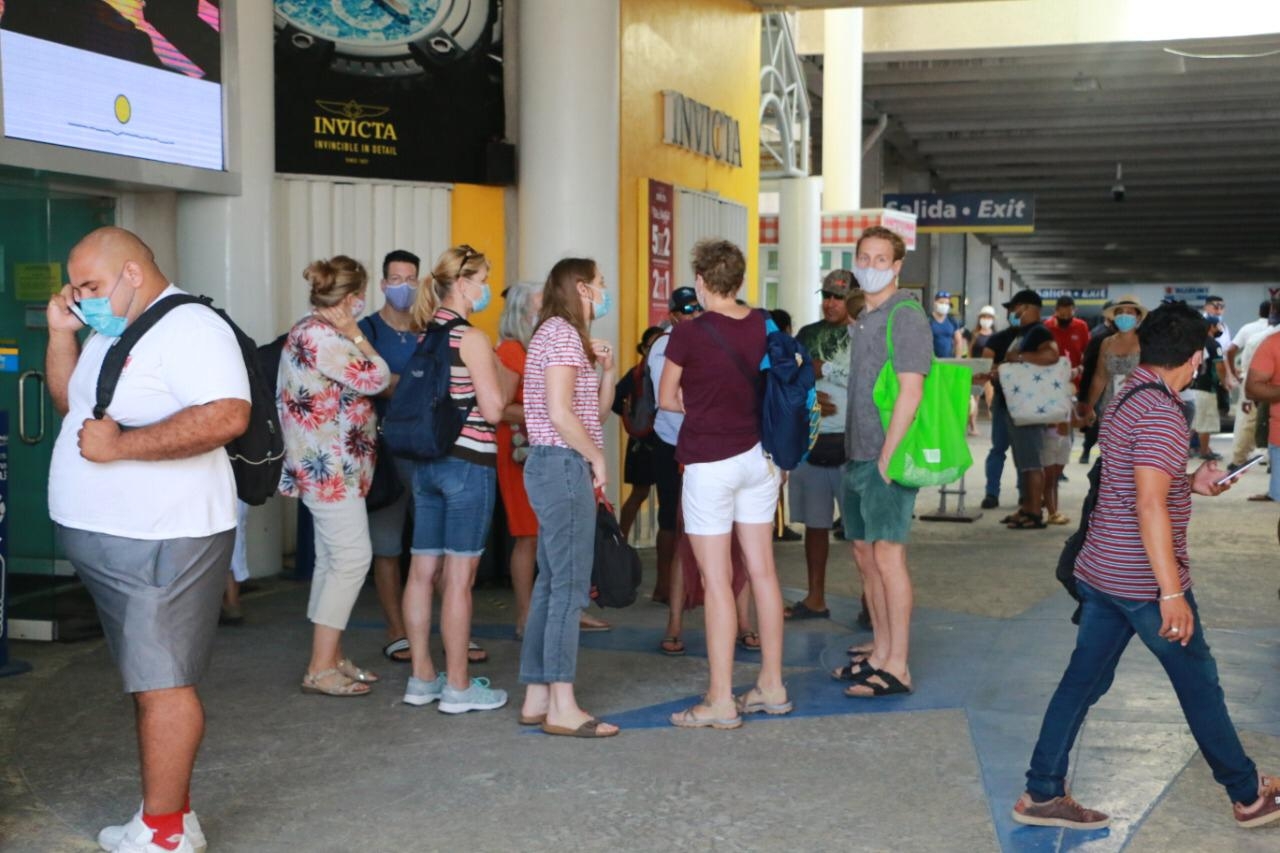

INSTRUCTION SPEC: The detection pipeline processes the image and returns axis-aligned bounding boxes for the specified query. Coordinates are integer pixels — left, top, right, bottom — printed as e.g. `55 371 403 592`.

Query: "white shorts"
1185 389 1220 435
1040 425 1072 468
682 442 781 535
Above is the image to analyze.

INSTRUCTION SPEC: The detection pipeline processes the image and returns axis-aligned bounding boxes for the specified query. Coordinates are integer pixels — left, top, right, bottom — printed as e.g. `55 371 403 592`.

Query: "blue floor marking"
348 588 1279 852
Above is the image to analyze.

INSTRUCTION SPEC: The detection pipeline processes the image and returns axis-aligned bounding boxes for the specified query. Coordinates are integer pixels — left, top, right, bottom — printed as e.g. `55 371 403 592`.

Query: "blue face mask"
1008 312 1022 328
1113 314 1138 333
592 288 611 321
468 281 491 313
384 283 416 312
78 272 130 338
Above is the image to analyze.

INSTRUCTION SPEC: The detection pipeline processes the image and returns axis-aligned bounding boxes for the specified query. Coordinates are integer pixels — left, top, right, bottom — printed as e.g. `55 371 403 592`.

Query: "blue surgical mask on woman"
384 283 416 311
1114 314 1138 333
592 288 611 321
79 271 130 337
469 281 491 313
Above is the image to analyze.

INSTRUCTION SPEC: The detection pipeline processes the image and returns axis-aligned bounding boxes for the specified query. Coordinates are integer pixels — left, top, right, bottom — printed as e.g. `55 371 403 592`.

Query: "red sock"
142 810 184 851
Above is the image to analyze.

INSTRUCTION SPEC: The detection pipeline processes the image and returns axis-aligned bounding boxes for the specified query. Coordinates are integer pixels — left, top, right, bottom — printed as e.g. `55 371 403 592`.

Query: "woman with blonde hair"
400 245 513 713
278 255 391 696
517 257 620 737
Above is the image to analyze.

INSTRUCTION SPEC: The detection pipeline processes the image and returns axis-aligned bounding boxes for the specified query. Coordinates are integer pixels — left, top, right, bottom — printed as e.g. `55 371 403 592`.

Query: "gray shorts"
787 461 843 528
367 457 416 557
1008 417 1045 473
59 525 234 693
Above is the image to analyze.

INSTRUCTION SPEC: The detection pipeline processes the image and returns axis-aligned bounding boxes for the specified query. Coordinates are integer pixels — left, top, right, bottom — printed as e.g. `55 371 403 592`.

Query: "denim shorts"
411 455 496 557
841 459 918 544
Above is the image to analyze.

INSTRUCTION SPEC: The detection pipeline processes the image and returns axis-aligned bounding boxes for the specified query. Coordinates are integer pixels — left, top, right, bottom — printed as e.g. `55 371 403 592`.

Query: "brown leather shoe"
1011 793 1110 830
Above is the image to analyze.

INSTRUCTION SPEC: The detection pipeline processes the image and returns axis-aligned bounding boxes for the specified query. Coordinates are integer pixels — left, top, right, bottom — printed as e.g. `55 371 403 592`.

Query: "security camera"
1111 161 1125 202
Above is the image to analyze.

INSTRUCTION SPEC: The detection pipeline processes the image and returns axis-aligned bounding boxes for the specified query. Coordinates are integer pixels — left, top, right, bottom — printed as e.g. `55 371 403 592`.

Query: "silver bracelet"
1159 591 1185 601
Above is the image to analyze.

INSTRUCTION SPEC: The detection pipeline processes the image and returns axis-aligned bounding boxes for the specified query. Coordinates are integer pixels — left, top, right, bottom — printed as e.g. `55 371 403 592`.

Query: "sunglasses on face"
821 291 845 301
677 304 703 315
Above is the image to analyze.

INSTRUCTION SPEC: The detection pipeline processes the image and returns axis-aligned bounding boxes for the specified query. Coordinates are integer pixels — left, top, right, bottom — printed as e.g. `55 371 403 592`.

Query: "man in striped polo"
1012 302 1279 831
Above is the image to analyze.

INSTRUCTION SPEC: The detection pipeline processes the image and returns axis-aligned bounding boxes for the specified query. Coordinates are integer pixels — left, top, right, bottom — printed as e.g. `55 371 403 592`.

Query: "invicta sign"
311 100 399 157
661 90 742 168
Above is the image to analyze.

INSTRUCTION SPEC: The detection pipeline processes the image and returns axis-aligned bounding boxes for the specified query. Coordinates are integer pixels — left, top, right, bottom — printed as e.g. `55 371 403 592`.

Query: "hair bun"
304 259 337 296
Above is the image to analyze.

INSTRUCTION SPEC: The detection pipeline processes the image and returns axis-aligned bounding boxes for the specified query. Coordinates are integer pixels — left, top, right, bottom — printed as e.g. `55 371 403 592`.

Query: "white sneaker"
98 809 206 852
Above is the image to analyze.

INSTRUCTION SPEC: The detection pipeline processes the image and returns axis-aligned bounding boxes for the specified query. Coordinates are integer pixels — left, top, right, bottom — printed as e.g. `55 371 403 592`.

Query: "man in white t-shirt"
45 228 250 853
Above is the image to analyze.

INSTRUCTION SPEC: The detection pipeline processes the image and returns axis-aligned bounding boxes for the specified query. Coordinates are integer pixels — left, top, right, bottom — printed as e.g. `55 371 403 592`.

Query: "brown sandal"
301 668 370 697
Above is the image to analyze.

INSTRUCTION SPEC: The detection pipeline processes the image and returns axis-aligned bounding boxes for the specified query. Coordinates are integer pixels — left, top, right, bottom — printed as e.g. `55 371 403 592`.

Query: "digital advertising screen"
0 0 225 171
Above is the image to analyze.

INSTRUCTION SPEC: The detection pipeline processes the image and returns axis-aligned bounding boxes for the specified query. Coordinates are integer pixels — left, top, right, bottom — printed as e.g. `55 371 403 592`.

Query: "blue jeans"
518 446 596 685
1026 580 1258 804
985 396 1011 498
1269 445 1280 500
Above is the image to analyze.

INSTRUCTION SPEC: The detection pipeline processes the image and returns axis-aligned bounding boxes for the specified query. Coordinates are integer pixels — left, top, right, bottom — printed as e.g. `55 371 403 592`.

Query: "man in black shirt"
1185 318 1228 460
990 291 1060 528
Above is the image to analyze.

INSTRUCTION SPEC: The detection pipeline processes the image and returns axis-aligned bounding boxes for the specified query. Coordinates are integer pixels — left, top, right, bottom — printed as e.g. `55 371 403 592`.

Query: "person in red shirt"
1048 295 1091 374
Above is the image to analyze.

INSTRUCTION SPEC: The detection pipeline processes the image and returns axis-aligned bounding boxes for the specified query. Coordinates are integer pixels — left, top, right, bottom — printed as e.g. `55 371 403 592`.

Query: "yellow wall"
619 0 761 363
451 183 505 340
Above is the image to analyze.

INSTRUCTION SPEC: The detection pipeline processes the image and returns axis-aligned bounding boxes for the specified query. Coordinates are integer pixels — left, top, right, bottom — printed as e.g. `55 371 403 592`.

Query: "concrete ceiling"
856 34 1280 288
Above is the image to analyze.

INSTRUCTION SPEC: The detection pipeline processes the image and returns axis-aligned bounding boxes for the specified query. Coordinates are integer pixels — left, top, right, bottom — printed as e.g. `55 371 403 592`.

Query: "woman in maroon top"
658 240 791 729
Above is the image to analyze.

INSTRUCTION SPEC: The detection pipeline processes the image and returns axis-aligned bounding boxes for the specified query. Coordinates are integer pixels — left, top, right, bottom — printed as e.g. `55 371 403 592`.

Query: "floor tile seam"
1112 740 1201 852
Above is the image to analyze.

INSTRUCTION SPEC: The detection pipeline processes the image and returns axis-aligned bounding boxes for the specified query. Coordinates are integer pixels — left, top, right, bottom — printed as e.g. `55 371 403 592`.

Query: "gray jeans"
519 445 595 685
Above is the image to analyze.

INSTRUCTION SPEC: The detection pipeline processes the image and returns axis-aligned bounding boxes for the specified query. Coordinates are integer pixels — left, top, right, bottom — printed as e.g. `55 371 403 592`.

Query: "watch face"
276 0 445 50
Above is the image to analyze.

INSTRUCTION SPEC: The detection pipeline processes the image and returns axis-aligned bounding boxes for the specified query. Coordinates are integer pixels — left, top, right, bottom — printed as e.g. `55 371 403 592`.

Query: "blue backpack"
699 310 819 471
381 316 470 461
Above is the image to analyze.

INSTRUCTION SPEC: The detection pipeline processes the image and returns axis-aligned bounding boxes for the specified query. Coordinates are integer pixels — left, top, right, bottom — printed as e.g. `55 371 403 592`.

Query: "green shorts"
841 459 919 544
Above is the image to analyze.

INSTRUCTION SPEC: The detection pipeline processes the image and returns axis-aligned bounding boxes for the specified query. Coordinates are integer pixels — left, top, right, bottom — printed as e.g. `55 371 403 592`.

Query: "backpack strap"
94 293 210 420
696 312 760 391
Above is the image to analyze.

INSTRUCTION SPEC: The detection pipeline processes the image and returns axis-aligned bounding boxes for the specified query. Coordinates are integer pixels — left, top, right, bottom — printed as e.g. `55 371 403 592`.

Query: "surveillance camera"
1111 183 1125 202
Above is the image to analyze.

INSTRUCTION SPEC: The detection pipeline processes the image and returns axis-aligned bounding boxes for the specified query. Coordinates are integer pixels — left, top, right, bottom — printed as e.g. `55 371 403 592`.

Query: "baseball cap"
670 286 701 314
818 269 854 298
935 291 952 300
1056 295 1075 307
1002 289 1042 310
978 305 996 317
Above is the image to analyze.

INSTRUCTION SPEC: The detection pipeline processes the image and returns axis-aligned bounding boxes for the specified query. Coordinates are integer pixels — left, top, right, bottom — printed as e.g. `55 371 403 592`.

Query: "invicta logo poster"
274 0 505 183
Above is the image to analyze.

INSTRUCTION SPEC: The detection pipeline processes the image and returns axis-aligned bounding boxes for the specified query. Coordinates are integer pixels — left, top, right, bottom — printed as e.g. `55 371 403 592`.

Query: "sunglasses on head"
456 245 477 279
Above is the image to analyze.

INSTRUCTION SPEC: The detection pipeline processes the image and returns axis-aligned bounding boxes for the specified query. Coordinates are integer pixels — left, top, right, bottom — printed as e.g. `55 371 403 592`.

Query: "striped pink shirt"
524 317 603 449
1075 367 1192 600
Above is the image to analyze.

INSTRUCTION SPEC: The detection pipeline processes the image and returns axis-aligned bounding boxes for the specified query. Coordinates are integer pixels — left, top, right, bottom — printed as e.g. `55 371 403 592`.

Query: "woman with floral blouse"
278 255 390 697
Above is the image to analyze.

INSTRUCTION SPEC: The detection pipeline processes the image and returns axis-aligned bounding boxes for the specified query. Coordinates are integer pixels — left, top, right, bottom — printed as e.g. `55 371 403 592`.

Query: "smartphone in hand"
66 301 87 325
1215 454 1264 486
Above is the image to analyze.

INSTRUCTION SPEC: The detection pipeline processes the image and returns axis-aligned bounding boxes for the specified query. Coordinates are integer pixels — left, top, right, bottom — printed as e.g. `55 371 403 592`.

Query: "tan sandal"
336 658 379 683
301 668 370 697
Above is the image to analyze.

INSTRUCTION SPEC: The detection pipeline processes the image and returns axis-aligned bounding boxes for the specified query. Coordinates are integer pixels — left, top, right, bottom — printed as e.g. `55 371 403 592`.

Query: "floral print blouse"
277 314 390 502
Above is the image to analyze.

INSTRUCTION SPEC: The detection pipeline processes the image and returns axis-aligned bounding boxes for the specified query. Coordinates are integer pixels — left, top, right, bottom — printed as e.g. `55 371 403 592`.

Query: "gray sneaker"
438 677 508 714
402 673 447 707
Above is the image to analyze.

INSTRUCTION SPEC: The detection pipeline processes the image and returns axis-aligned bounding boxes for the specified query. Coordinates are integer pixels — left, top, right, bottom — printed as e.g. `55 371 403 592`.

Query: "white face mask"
934 303 951 316
853 266 896 294
979 317 994 329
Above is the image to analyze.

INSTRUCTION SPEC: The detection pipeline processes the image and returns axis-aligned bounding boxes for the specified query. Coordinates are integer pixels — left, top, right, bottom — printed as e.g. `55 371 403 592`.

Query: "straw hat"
1103 295 1147 321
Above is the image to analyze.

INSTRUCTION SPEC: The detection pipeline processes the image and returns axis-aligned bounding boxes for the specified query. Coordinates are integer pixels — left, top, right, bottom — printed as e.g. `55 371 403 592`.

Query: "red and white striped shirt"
524 317 603 450
1075 367 1192 600
432 308 497 467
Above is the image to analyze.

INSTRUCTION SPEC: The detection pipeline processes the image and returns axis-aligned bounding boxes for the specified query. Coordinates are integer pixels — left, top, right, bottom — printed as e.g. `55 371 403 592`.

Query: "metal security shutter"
273 176 452 330
673 188 749 288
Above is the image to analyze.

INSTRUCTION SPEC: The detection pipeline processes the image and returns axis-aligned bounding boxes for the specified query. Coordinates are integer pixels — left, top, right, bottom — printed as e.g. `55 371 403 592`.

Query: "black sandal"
845 669 913 698
1007 512 1047 530
832 659 876 682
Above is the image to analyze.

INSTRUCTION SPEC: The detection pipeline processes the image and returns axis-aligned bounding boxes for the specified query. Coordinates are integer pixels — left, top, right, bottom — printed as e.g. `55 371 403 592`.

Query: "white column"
821 8 863 212
175 0 281 577
778 176 822 329
517 0 621 496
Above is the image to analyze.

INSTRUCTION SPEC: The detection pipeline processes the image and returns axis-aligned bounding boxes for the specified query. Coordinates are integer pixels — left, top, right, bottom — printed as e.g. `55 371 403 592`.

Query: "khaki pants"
302 493 372 630
1231 399 1258 466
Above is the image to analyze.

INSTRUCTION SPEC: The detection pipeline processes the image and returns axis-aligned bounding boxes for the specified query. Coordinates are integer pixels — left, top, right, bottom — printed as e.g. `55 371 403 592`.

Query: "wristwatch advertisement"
274 0 505 184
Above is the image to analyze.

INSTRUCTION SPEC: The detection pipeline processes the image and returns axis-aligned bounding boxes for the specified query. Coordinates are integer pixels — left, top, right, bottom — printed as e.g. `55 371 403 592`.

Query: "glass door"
0 180 115 640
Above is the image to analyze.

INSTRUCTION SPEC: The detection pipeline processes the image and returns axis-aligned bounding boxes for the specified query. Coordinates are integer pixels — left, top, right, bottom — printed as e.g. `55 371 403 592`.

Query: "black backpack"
591 500 642 608
381 316 470 461
621 339 662 438
94 294 285 506
1056 380 1182 623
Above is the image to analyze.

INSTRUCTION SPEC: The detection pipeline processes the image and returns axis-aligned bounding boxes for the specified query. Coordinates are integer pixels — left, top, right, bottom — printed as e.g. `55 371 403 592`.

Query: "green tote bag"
871 301 973 487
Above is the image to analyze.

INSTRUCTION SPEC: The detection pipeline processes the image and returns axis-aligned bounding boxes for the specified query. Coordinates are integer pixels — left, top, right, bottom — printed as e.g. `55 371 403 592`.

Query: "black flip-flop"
845 669 913 698
785 602 831 620
832 658 876 682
